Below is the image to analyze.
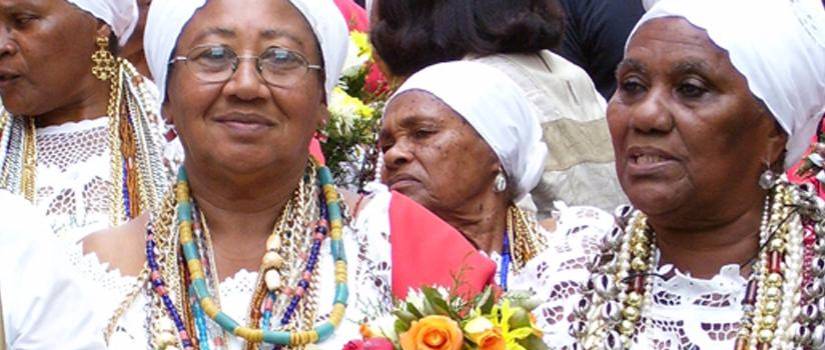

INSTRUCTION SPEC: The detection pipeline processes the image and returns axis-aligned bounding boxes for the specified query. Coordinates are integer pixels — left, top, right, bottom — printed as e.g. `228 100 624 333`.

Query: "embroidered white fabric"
79 188 394 349
540 216 752 349
35 117 114 243
486 203 614 298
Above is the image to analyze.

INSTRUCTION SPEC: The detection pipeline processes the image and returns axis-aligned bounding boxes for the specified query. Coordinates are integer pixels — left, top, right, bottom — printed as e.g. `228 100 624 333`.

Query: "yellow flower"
399 315 463 350
465 317 505 350
350 31 372 59
488 300 542 350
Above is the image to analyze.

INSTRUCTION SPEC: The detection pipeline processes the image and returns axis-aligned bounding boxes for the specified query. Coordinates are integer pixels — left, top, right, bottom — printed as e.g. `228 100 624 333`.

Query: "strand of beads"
154 164 348 347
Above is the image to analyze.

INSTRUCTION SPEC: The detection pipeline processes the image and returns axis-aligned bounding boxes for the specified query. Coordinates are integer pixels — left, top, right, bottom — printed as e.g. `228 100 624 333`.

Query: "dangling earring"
494 169 507 193
759 156 777 190
91 36 117 81
759 169 776 190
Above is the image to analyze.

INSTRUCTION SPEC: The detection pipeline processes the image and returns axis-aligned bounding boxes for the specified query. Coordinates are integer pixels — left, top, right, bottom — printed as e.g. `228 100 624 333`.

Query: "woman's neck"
35 78 111 127
185 159 306 279
649 195 767 279
439 193 510 255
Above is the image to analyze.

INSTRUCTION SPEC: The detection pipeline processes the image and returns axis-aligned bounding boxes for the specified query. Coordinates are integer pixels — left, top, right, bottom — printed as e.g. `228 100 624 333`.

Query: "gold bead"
769 238 785 251
620 320 636 335
622 306 640 321
764 286 782 300
626 292 643 307
766 273 783 287
758 329 774 343
266 235 282 250
760 314 777 328
631 243 649 258
630 257 648 271
764 300 779 314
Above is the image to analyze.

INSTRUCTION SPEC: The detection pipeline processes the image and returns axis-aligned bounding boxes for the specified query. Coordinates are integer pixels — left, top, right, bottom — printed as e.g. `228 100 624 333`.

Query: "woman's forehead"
179 0 316 49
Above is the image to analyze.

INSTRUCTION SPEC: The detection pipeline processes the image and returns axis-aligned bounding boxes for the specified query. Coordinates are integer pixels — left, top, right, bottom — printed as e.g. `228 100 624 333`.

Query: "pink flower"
343 338 395 350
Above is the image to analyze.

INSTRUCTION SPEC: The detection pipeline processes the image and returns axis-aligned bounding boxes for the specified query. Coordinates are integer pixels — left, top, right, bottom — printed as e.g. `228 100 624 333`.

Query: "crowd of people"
0 0 823 349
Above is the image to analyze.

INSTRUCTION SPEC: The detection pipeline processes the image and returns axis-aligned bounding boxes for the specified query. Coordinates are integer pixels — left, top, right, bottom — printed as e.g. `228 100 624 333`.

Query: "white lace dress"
487 203 614 299
75 186 394 350
35 117 119 243
539 218 753 349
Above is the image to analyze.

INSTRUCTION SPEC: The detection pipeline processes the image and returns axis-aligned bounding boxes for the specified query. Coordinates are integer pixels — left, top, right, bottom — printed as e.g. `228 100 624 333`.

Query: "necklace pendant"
265 269 283 291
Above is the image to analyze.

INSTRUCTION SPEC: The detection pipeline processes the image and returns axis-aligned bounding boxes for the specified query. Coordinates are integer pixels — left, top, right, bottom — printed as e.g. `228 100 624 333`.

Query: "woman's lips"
625 146 679 176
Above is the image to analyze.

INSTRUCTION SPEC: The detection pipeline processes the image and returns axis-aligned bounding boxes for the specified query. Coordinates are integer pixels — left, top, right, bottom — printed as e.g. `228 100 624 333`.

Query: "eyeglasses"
169 45 322 88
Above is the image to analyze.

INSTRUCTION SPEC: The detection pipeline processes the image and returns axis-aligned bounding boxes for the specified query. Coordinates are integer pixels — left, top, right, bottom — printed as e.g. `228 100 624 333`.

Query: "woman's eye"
413 129 433 139
619 79 646 95
676 82 708 98
12 14 37 27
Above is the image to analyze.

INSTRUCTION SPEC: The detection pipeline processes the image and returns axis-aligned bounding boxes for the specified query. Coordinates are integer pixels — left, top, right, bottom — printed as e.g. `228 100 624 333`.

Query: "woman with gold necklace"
538 0 825 348
0 0 168 243
83 0 497 348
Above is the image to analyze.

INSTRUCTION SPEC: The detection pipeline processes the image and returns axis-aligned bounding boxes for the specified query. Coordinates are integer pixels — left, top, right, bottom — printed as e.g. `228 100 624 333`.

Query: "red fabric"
310 137 325 165
333 0 369 32
787 114 825 198
389 192 497 299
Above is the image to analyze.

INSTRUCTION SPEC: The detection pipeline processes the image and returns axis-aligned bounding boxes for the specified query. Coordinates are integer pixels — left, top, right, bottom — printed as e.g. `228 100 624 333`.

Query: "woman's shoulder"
81 214 148 278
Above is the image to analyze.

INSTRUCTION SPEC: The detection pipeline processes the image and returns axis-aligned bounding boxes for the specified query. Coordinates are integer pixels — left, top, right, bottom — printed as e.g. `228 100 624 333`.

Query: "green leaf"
423 288 459 318
519 335 549 350
394 318 410 335
477 287 496 314
405 303 424 319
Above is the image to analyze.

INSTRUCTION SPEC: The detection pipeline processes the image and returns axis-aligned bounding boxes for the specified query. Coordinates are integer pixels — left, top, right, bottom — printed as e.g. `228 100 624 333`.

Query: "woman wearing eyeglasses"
82 0 496 348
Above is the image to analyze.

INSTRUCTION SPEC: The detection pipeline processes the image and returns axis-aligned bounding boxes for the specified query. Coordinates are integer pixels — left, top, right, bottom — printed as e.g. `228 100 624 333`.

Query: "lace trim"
36 116 108 135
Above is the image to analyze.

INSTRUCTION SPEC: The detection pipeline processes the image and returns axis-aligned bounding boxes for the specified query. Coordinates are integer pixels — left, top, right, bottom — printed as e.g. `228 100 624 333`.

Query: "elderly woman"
0 0 168 243
379 60 613 295
370 0 626 215
541 0 825 348
83 0 495 348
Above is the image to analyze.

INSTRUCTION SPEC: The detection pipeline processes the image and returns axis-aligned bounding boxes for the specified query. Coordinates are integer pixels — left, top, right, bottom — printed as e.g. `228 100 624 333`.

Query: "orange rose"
399 315 463 350
474 328 505 350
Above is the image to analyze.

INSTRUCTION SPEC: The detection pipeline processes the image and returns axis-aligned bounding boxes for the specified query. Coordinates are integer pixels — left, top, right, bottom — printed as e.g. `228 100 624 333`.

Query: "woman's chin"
625 184 684 217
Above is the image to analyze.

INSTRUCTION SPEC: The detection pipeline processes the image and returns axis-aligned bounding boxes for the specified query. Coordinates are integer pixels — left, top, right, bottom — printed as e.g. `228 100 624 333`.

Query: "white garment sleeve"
0 191 106 350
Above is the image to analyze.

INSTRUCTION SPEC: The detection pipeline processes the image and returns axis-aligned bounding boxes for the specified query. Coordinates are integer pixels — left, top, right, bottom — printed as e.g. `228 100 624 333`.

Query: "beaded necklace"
0 59 167 227
146 163 348 349
571 176 825 350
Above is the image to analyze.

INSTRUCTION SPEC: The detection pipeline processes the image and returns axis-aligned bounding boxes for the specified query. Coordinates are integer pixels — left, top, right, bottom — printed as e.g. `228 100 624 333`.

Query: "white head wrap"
65 0 138 47
386 61 548 200
630 0 825 169
144 0 348 103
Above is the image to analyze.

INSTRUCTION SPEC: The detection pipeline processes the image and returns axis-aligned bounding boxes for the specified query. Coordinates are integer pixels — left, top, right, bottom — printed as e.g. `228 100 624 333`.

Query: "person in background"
553 0 645 99
0 0 169 244
0 190 105 349
370 0 626 215
121 0 152 80
380 60 613 299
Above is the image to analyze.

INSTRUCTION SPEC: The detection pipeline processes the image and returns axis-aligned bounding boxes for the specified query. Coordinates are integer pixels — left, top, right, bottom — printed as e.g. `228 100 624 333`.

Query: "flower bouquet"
323 31 387 188
343 286 548 350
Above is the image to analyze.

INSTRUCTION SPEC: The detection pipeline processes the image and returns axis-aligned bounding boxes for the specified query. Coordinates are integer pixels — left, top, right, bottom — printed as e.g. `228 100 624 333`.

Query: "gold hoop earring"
91 36 117 81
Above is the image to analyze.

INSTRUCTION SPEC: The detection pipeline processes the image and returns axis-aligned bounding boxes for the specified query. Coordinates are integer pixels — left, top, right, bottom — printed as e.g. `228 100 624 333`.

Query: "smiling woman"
76 0 498 349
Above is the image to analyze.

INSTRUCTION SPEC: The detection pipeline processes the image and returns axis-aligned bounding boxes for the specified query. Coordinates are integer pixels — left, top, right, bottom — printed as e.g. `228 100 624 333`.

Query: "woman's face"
0 0 104 116
609 17 786 221
165 0 326 176
380 90 500 214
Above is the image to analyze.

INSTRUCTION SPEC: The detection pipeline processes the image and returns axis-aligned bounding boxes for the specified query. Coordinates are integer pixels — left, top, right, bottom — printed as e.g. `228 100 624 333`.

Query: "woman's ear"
766 119 788 169
96 21 113 40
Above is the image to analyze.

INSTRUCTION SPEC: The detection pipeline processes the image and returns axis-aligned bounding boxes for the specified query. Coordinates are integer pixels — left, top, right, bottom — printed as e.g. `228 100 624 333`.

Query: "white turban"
630 0 825 169
65 0 138 47
387 61 548 201
144 0 348 103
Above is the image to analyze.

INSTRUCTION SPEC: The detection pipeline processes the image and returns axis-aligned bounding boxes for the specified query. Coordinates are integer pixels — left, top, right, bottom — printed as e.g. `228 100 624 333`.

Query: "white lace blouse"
539 212 754 349
75 186 394 350
35 117 118 243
